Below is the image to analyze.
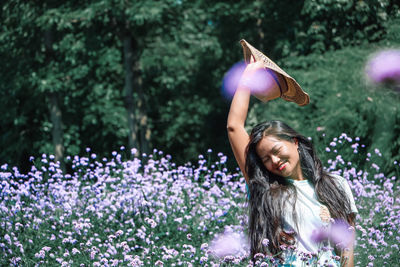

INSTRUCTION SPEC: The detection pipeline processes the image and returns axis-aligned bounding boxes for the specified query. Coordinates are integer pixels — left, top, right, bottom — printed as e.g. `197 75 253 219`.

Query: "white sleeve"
333 175 358 214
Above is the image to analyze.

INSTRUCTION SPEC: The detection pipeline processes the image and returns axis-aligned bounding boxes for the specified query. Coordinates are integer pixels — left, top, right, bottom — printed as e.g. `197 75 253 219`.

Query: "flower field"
1 134 399 266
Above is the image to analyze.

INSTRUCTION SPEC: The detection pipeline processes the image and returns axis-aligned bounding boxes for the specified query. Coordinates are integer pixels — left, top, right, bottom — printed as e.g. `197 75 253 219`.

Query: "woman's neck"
289 165 305 181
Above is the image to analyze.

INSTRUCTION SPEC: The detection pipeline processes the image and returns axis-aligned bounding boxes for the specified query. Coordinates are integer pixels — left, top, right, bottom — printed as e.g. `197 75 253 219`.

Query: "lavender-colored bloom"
4 234 11 245
42 246 51 252
209 231 249 258
243 68 275 96
35 250 45 259
311 228 328 244
222 62 247 99
72 248 81 255
311 220 354 248
209 185 224 198
366 49 400 89
222 61 275 99
330 220 354 248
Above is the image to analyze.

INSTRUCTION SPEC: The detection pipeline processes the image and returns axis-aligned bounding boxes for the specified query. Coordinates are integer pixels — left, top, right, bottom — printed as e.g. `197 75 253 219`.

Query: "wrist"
239 76 252 88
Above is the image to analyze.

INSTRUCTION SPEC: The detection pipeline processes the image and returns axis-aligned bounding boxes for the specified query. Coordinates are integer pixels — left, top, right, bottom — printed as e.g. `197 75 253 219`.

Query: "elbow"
227 123 245 134
226 124 237 133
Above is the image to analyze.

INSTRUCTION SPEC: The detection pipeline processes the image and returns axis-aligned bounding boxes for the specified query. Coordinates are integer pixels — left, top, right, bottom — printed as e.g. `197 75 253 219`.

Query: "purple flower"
330 221 354 248
222 61 275 99
72 248 80 255
366 49 400 89
200 243 208 250
155 260 164 266
311 220 354 248
209 185 224 198
209 231 249 258
310 227 329 243
222 62 247 99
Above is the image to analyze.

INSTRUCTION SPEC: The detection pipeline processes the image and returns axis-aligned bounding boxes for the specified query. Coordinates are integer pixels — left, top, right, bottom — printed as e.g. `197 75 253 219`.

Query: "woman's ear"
293 137 299 147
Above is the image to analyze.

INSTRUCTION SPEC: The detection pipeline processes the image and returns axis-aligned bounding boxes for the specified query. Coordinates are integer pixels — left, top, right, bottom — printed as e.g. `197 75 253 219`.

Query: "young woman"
227 58 358 266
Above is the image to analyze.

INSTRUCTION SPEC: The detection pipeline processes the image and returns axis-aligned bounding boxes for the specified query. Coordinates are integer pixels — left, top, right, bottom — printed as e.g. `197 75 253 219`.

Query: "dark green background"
1 0 399 174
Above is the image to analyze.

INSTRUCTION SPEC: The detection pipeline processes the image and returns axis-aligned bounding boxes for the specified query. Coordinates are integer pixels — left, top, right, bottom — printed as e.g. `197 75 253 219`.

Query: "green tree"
0 0 398 173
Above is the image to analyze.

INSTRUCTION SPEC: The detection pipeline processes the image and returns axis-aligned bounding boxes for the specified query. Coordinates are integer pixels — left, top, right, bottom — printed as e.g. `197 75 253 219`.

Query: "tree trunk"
44 29 65 171
132 45 151 155
49 92 65 170
123 34 151 156
123 35 139 155
256 0 265 51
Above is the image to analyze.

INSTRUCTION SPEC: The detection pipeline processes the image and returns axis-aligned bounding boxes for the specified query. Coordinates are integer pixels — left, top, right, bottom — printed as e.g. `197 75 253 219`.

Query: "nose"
270 155 280 165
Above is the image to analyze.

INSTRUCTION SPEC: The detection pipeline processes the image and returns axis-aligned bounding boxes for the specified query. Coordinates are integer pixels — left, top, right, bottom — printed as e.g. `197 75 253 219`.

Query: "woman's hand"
319 205 331 223
239 57 282 102
240 58 264 80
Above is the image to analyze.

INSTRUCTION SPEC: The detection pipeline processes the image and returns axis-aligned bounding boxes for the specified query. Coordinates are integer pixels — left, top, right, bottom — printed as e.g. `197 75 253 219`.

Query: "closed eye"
272 147 281 155
261 147 281 163
262 157 270 163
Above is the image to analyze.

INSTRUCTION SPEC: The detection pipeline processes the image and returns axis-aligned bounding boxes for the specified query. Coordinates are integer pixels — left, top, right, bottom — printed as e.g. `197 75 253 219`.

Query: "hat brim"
240 39 310 106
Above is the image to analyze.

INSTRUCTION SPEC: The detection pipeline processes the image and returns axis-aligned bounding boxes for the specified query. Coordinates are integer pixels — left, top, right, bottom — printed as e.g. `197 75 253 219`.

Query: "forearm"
226 84 251 183
341 220 356 267
342 215 357 267
348 250 354 267
227 85 251 129
341 246 354 267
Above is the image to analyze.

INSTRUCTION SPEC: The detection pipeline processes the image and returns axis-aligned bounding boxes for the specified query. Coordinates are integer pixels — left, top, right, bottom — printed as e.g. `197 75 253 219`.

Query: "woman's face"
255 135 303 180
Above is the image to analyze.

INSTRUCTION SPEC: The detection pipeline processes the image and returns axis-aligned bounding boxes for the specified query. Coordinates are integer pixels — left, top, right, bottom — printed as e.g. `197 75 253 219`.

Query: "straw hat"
240 39 310 106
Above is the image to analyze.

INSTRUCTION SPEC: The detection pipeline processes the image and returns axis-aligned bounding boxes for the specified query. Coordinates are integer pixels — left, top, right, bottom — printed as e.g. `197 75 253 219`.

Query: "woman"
226 57 358 266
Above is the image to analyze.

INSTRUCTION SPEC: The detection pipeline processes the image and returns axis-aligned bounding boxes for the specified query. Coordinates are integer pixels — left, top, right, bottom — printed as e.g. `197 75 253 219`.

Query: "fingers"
240 58 265 88
320 205 331 223
244 59 264 73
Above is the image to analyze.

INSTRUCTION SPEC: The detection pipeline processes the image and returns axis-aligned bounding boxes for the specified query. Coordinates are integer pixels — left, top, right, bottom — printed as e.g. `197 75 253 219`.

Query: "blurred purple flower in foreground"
222 61 275 99
311 220 354 248
330 220 354 248
209 230 249 258
310 227 329 244
222 62 246 99
365 49 400 89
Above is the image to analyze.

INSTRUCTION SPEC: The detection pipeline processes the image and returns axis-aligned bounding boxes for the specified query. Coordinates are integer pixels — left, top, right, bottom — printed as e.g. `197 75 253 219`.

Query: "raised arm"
227 84 251 184
227 59 264 184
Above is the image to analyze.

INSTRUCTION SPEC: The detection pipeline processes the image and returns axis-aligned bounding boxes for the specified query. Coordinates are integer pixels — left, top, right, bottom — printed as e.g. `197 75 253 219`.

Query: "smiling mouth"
278 162 287 171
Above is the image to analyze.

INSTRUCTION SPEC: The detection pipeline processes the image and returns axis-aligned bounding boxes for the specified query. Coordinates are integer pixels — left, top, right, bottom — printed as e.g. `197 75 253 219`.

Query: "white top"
281 175 358 266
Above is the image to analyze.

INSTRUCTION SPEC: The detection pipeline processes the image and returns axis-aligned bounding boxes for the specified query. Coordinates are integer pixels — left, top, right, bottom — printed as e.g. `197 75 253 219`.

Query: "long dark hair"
245 120 354 259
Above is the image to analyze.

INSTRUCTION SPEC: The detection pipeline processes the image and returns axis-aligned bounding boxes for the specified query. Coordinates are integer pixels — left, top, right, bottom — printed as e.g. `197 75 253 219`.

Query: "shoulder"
328 173 351 191
328 173 353 194
329 173 346 185
328 173 358 214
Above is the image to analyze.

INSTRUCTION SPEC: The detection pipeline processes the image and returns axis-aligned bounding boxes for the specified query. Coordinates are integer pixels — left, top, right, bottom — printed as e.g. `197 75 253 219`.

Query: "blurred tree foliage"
0 0 399 173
